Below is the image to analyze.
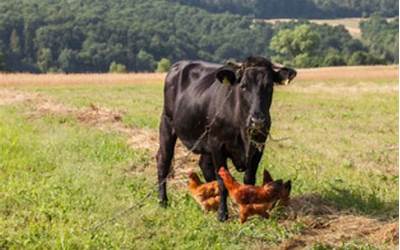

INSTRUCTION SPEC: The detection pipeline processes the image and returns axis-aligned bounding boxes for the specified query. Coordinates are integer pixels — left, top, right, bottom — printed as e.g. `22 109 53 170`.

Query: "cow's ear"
272 64 297 85
216 67 237 85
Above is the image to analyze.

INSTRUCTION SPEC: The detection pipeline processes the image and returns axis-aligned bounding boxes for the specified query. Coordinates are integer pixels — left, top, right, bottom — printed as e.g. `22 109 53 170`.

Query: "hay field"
0 65 398 249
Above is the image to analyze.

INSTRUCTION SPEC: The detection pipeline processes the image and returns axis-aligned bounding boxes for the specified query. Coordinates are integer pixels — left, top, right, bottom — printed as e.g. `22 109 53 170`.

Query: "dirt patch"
0 89 40 105
275 194 398 249
279 215 398 249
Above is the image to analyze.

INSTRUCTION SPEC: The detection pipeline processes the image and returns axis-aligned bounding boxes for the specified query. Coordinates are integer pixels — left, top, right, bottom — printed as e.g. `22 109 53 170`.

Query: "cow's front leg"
243 151 262 185
212 152 228 222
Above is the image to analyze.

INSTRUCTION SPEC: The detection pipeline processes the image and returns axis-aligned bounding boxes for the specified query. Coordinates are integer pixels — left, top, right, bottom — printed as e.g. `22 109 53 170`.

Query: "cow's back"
163 60 221 119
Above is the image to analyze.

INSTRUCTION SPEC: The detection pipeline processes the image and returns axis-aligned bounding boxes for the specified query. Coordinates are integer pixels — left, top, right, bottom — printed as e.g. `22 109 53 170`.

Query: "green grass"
1 75 398 249
0 104 301 249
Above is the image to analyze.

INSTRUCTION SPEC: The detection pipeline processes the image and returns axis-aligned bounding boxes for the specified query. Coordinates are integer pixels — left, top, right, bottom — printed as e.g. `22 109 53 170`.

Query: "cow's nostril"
250 117 265 125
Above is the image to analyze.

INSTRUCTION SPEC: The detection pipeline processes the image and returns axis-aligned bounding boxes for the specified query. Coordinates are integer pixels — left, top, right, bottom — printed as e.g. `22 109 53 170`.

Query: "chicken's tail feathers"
262 169 274 185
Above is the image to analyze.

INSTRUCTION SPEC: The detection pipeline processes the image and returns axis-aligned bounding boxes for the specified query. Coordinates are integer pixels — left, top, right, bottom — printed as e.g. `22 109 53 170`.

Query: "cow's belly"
173 114 210 154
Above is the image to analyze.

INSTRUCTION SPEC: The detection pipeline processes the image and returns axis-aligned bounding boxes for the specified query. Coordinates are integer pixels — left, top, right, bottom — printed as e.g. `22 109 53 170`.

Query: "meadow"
0 65 398 249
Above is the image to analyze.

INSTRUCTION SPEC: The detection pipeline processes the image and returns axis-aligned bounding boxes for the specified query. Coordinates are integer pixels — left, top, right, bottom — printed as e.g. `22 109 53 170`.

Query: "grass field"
0 65 398 249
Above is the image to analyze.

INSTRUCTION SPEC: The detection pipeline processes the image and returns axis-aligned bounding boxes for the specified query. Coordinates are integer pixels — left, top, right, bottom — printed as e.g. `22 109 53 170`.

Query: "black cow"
156 56 296 221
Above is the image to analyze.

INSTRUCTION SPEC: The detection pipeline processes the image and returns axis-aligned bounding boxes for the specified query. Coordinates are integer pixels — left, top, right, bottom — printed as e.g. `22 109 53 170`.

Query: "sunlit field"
0 65 398 249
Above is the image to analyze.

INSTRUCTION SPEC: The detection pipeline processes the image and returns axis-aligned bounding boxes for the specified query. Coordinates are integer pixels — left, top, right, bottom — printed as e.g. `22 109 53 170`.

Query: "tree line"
174 0 398 19
0 0 398 73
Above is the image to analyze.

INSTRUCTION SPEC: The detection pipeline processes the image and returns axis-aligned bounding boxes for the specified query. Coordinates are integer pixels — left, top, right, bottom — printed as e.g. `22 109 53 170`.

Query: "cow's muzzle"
250 116 265 129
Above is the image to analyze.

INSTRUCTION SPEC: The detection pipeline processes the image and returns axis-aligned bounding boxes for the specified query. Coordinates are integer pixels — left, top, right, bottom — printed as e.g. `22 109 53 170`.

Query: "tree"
270 24 320 67
136 50 155 72
0 1 394 72
156 58 171 72
360 15 399 63
37 48 53 73
0 52 5 71
347 51 383 65
9 29 21 54
58 49 79 73
322 49 346 66
109 61 127 73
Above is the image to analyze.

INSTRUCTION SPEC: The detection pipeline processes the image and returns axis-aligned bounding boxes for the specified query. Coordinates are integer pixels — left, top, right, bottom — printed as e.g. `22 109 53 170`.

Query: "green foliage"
269 19 394 67
175 0 398 18
109 61 127 73
137 50 156 72
9 29 21 55
360 16 399 63
37 48 53 73
0 1 396 72
322 50 346 66
58 49 79 73
156 58 171 72
0 52 5 71
271 24 320 67
347 51 383 65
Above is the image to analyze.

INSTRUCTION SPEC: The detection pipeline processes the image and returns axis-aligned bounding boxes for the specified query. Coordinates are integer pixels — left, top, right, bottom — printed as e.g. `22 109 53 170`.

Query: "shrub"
109 61 127 73
156 58 171 72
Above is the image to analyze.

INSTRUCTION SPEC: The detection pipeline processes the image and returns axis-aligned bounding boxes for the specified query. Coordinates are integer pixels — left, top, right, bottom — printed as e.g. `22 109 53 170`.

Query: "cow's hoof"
218 212 228 222
159 199 168 208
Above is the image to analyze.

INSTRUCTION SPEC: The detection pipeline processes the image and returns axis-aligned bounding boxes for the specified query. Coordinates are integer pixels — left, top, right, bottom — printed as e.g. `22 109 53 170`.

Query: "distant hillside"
0 0 397 73
173 0 399 19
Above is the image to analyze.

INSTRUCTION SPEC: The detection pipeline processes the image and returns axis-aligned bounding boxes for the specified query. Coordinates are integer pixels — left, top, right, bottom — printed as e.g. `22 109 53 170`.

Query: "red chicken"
187 172 220 212
218 167 285 223
262 169 292 207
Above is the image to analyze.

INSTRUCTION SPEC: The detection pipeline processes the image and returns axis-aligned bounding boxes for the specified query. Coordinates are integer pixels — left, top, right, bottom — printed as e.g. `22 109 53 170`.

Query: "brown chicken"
218 167 284 223
188 172 220 212
262 169 292 207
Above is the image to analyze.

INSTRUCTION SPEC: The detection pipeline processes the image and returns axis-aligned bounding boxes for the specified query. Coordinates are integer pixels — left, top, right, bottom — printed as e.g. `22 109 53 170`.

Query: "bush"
137 50 156 72
347 51 383 66
322 50 346 66
156 58 171 72
109 61 127 73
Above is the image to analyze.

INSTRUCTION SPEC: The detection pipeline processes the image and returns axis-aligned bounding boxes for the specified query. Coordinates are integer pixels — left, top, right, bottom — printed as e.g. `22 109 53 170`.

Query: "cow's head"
216 56 296 134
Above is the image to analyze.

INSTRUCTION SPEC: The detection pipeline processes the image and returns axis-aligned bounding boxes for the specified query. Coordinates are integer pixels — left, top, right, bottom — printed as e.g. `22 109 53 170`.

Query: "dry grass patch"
295 65 398 84
275 194 398 249
0 65 397 88
0 73 166 86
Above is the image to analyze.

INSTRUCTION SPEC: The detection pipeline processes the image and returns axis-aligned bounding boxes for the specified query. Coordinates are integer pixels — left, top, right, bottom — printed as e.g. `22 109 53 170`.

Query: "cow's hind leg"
156 113 177 207
199 154 217 182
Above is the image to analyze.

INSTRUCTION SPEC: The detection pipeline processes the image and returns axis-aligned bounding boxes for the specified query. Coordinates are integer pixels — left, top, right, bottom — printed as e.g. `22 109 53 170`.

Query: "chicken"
187 172 220 212
262 169 292 207
218 167 284 223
